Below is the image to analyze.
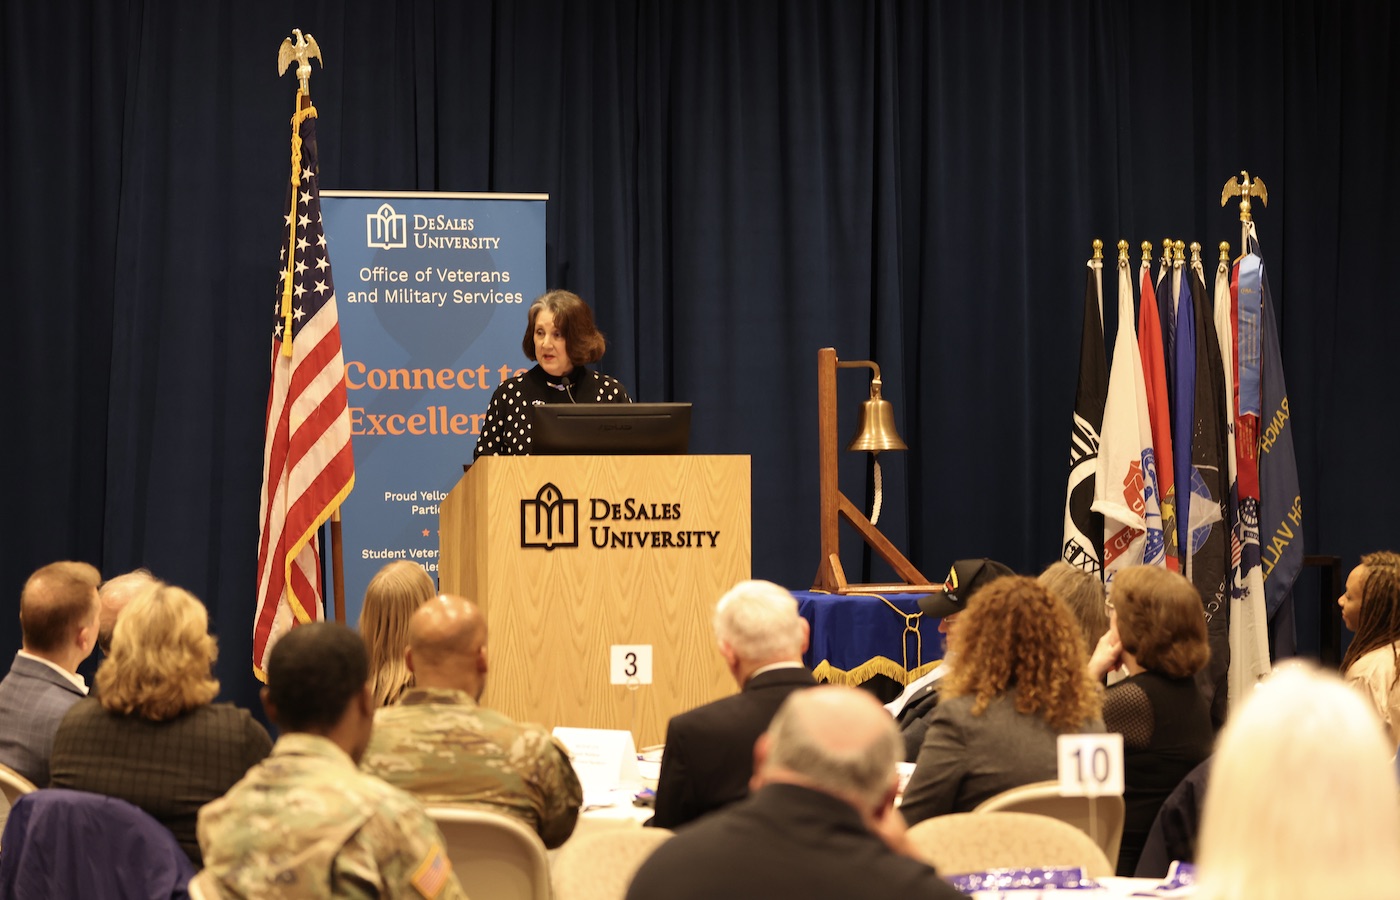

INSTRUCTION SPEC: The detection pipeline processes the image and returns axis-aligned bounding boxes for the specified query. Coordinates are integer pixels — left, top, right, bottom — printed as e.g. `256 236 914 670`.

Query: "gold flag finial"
1117 239 1129 262
278 29 323 95
1221 170 1268 223
1092 239 1103 260
1173 240 1185 262
1219 241 1231 262
1140 241 1153 264
1161 238 1173 261
1190 241 1202 265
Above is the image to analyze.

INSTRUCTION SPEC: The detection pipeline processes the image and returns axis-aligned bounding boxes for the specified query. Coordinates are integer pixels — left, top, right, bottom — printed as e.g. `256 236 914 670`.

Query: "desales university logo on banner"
520 483 721 551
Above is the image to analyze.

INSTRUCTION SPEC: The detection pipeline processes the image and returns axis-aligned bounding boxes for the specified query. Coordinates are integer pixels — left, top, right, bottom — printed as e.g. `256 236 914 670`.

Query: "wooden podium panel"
439 455 750 747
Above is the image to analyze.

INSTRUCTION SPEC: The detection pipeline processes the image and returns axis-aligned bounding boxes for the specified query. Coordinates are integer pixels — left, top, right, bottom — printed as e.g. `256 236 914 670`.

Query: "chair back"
972 779 1124 869
906 811 1114 878
551 828 674 900
0 788 195 899
426 806 551 900
0 762 37 806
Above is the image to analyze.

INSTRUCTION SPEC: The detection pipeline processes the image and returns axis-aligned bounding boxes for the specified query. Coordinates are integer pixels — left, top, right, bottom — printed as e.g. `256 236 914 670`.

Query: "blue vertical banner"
320 192 547 626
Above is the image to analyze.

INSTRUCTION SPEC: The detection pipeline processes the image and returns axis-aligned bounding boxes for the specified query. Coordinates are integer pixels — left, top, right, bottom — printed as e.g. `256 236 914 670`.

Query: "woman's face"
533 309 571 377
1340 564 1369 633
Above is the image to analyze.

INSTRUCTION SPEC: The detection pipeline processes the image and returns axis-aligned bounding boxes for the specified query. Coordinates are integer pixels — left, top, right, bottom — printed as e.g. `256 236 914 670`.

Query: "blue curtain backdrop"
2 0 1395 714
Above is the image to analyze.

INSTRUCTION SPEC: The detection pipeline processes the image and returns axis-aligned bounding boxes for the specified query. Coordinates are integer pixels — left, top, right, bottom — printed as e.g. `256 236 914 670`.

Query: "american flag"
254 101 355 678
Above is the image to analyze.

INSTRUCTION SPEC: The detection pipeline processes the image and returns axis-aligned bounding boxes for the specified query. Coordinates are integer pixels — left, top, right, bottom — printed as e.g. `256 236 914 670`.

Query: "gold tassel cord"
280 91 318 358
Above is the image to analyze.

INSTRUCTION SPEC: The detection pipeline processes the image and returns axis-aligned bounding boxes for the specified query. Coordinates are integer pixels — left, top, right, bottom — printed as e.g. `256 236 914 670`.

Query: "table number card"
1056 733 1125 796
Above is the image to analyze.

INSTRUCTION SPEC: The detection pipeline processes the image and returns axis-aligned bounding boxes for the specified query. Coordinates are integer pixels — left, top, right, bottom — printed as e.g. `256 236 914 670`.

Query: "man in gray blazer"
0 561 102 786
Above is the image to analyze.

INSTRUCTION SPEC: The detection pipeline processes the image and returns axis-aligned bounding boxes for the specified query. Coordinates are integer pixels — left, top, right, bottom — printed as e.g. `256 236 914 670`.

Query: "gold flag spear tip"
278 29 323 95
1092 238 1103 259
1221 170 1268 223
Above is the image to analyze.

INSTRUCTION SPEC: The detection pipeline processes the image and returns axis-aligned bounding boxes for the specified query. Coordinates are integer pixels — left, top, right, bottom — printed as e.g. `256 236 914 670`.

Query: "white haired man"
649 580 815 829
628 687 961 900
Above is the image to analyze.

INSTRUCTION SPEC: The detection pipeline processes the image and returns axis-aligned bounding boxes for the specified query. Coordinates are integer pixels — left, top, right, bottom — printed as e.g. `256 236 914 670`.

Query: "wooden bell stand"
812 347 938 594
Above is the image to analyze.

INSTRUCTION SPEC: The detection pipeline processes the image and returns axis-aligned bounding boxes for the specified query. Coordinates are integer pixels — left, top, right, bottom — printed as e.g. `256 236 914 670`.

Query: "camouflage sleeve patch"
410 843 453 899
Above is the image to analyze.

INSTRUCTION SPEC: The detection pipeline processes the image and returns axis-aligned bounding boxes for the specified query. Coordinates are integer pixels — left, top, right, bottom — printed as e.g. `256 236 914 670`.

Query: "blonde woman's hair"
96 583 219 720
940 575 1103 732
1196 663 1400 900
1038 561 1108 652
359 561 436 707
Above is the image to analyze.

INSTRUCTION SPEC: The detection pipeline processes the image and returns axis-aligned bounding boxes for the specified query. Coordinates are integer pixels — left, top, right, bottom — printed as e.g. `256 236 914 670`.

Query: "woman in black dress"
473 290 629 458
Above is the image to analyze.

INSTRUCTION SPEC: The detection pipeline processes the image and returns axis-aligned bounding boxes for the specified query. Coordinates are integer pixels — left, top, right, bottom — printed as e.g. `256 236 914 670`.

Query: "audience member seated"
1134 756 1211 877
1338 551 1400 750
1087 565 1212 876
1194 663 1400 900
649 580 815 829
889 559 1014 762
197 622 467 899
97 568 160 656
626 686 962 900
900 575 1103 826
360 594 582 848
360 560 437 708
49 583 271 865
0 562 101 787
1038 560 1109 653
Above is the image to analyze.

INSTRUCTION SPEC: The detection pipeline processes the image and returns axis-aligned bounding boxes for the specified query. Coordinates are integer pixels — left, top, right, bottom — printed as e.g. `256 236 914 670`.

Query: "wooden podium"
439 455 751 747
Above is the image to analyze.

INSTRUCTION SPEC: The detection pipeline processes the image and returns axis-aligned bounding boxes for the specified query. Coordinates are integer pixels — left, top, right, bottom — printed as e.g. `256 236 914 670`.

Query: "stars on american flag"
272 157 336 346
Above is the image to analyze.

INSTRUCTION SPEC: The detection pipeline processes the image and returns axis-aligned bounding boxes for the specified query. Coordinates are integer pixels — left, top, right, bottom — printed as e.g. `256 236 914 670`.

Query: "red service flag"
254 99 356 678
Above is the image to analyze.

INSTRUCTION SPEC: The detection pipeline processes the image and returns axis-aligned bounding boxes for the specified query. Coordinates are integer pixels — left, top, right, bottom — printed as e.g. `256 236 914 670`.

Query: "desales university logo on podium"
521 483 578 550
520 482 723 552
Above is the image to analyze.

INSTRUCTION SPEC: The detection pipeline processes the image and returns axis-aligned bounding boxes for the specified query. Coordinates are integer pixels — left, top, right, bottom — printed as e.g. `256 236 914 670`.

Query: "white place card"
552 726 643 799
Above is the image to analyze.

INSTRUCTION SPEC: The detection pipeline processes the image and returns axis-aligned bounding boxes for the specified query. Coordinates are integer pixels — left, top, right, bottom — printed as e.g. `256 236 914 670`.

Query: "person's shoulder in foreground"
196 622 466 899
628 686 960 900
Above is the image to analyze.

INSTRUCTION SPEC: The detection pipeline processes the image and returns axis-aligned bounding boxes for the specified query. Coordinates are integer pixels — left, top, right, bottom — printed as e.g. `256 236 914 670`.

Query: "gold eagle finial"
1221 170 1268 222
278 29 323 95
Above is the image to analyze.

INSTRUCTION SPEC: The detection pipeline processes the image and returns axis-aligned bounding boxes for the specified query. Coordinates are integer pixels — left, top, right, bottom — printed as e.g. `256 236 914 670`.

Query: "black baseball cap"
917 558 1016 618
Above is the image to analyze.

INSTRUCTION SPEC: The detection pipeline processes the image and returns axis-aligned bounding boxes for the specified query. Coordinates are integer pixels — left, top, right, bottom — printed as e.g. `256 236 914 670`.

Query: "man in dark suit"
0 561 101 786
649 579 816 829
628 687 962 900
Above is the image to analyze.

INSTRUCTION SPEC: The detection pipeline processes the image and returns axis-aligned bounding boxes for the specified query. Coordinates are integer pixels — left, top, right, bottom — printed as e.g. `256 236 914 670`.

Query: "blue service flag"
1251 227 1303 622
1172 263 1196 570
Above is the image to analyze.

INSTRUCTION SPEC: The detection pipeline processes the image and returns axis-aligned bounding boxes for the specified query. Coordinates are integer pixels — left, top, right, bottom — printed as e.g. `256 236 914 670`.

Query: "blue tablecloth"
793 591 947 687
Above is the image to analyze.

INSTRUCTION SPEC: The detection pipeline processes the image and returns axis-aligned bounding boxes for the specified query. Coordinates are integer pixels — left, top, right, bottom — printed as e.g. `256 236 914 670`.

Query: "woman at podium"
473 290 631 458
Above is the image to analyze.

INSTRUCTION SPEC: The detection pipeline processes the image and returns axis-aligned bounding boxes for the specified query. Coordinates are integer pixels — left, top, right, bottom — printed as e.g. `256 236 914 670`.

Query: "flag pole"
278 29 348 625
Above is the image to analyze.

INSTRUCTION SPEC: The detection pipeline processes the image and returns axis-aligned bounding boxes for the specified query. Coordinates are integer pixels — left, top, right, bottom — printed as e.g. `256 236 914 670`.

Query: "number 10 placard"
1056 733 1125 796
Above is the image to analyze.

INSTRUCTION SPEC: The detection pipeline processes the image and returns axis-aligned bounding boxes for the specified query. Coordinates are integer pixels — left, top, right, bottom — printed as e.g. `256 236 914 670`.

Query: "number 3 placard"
1056 733 1124 796
609 644 654 685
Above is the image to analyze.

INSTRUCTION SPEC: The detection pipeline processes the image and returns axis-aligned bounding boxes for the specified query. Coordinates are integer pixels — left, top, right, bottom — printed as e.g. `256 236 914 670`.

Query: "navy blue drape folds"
3 0 1397 713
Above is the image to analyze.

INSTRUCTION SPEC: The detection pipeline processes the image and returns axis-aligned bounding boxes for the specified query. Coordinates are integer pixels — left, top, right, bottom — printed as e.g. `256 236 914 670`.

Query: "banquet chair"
551 827 674 900
0 788 195 899
972 779 1124 868
0 762 37 806
906 811 1113 878
426 806 551 900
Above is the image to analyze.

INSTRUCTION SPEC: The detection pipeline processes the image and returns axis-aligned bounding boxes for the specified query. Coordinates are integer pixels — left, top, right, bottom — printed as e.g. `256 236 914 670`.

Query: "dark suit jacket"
895 680 943 763
0 654 88 787
49 698 272 865
627 783 962 900
649 666 815 829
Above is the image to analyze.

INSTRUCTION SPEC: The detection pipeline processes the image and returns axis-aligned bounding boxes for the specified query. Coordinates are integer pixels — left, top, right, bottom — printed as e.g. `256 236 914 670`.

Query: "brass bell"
846 377 907 452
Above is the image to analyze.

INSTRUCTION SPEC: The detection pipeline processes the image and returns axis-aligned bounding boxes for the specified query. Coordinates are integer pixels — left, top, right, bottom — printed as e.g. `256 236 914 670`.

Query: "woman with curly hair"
1088 565 1212 876
50 583 272 865
1339 550 1400 751
359 560 437 707
899 575 1104 826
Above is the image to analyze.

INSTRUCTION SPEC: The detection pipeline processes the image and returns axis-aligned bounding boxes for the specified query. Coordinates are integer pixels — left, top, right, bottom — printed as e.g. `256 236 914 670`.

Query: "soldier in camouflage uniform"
196 623 466 899
361 594 582 849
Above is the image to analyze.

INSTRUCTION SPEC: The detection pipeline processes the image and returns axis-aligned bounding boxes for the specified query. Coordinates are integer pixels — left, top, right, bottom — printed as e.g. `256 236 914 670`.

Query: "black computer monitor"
530 403 692 455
